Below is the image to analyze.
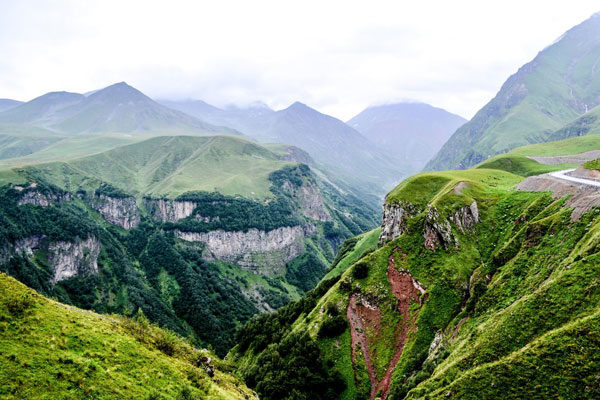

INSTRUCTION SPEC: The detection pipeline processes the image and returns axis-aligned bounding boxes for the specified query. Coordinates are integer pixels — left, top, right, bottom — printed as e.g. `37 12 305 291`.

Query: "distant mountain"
0 91 84 126
0 99 23 112
0 82 236 135
347 102 466 171
426 13 600 171
160 99 276 140
163 99 408 196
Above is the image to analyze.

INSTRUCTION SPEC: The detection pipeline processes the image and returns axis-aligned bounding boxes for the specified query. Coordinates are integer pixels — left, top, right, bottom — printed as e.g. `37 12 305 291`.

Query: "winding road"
548 169 600 188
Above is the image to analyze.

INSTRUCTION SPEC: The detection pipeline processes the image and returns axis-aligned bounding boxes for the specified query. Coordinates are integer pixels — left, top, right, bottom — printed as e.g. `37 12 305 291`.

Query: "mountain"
0 134 379 356
426 13 600 171
0 99 23 112
0 82 236 136
234 134 600 400
162 99 409 196
0 273 257 399
347 102 466 171
159 99 276 139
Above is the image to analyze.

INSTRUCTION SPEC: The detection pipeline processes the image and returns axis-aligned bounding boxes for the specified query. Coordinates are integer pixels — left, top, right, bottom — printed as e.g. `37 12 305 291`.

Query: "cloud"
0 0 598 120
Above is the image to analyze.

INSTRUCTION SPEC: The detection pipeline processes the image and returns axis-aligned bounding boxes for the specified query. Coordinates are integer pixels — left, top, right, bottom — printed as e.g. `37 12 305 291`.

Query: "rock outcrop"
144 198 197 222
282 179 332 221
49 236 100 284
175 226 305 273
91 194 140 229
1 235 100 284
379 201 421 245
380 200 479 250
18 188 72 207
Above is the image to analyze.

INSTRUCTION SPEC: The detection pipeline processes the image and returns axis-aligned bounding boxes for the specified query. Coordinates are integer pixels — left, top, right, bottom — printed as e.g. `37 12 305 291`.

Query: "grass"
0 135 294 200
583 158 600 171
0 273 255 400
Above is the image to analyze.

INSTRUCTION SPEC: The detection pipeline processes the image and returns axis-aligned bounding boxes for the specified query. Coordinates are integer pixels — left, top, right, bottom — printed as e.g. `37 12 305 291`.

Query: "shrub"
318 315 347 338
352 262 369 279
5 292 34 317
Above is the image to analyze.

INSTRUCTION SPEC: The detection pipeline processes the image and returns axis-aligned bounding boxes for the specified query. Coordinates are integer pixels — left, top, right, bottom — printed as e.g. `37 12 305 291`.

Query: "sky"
0 1 599 121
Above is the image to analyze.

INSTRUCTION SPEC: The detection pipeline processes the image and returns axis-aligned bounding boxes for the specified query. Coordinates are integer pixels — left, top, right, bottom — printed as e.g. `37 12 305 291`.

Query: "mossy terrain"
0 273 256 400
234 137 600 399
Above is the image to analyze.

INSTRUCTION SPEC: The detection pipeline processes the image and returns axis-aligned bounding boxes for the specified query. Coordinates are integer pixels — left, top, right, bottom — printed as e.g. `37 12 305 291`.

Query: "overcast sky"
0 1 599 120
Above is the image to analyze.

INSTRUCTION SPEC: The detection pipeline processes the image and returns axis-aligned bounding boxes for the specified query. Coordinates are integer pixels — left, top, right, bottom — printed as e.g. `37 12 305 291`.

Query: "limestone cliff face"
379 201 421 245
175 226 305 273
91 194 140 229
380 200 479 250
1 235 100 284
282 180 332 221
145 198 197 222
48 236 100 284
18 189 72 207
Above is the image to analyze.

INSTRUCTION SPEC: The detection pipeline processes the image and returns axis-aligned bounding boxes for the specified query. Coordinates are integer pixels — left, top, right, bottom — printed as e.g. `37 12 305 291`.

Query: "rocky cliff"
1 235 100 284
379 201 421 245
380 200 479 250
16 186 72 207
281 178 332 221
49 236 100 284
144 198 197 222
175 226 305 274
91 194 140 229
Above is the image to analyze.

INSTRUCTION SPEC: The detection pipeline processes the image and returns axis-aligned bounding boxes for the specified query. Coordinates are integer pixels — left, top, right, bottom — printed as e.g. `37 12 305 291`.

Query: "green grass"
0 135 294 200
508 133 600 157
582 158 600 171
0 273 255 400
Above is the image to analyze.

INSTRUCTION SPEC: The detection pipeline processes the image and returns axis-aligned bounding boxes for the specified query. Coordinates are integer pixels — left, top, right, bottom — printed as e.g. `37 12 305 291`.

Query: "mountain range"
0 82 235 136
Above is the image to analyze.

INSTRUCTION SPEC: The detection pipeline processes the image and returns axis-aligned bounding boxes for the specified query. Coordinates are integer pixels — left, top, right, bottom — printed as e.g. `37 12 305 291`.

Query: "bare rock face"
175 226 305 274
0 235 46 265
423 206 455 251
18 189 72 207
49 236 100 284
92 194 140 229
451 201 480 233
1 235 100 284
145 198 197 222
379 201 421 245
282 179 332 221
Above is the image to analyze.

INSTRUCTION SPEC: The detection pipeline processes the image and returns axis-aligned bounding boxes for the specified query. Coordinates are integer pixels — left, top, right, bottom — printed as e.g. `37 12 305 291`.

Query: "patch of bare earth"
346 251 426 400
516 173 600 220
527 150 600 165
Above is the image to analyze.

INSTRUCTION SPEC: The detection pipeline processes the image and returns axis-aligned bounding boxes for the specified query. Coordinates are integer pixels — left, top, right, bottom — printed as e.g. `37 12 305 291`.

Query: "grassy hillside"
426 13 600 171
0 135 294 200
234 136 600 399
0 273 256 400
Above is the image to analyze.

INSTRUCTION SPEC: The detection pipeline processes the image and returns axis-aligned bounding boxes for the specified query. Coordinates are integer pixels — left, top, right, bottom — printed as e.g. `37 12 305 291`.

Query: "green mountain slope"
0 83 236 136
234 136 600 400
0 134 379 357
426 13 600 171
0 273 257 400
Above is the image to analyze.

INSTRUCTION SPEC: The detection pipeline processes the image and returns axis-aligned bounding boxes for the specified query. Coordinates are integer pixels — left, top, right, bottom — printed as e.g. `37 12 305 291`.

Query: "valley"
2 6 600 400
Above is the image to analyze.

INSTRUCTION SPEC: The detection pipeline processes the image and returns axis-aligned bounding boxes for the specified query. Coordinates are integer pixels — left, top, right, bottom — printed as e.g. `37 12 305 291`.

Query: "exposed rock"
424 206 456 250
1 235 100 284
18 189 72 207
0 235 46 265
527 150 600 165
49 236 100 284
379 201 421 245
451 201 480 233
175 226 305 273
91 194 140 229
568 166 600 181
282 179 332 221
516 174 600 221
144 198 197 222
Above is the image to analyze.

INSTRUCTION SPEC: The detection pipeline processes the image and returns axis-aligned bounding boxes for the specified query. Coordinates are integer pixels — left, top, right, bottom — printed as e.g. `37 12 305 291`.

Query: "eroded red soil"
347 251 426 399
